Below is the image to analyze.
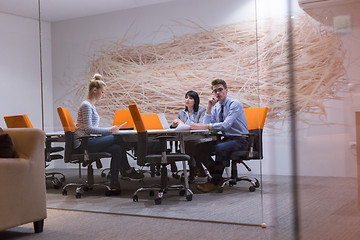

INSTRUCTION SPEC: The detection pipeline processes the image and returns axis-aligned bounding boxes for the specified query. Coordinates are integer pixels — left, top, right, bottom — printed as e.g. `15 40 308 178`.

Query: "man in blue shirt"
190 79 249 193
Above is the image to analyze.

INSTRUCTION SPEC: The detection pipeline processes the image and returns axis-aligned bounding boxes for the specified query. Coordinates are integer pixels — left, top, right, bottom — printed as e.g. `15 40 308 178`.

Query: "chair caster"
229 179 237 187
53 178 62 189
62 189 67 196
154 198 162 205
249 186 256 192
101 172 106 178
75 192 82 198
133 195 138 202
186 194 193 201
254 179 260 188
60 176 66 182
218 187 224 193
172 173 180 179
105 189 111 196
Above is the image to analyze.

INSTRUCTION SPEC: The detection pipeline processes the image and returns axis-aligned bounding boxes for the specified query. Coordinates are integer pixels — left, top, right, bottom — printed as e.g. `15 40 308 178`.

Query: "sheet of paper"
174 123 191 131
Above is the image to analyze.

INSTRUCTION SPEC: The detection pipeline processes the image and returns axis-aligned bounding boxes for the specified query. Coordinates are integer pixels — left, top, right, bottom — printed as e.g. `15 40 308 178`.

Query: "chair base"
132 184 193 204
45 172 65 189
219 176 260 193
61 182 114 198
132 165 193 204
61 164 117 198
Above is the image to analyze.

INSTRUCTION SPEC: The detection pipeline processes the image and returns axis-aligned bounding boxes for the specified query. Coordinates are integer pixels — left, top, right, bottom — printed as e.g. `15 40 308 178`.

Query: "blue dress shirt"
203 97 249 137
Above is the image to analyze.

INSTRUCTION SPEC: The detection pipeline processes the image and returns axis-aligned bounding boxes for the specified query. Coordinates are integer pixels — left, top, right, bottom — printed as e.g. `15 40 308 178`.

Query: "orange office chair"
139 113 180 178
57 107 113 198
219 107 268 193
113 110 175 178
129 104 193 204
113 109 137 130
4 114 33 128
4 114 65 189
141 114 164 130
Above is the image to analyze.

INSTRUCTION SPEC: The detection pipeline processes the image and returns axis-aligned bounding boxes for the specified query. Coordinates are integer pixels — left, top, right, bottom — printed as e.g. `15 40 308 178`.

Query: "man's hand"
206 97 218 114
190 123 210 130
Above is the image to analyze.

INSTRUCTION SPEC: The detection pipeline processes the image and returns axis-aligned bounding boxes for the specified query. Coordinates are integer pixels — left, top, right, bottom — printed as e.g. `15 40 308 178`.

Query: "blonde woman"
74 74 143 192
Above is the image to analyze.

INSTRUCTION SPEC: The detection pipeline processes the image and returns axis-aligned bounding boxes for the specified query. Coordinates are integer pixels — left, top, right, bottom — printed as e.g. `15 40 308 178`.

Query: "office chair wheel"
133 195 139 202
172 172 180 179
101 172 106 177
149 191 155 197
60 176 65 182
154 198 162 205
53 183 62 189
229 179 237 186
179 190 186 196
254 179 260 188
105 189 111 196
249 186 256 192
218 187 224 193
62 189 67 196
52 178 62 189
75 192 82 198
186 194 193 201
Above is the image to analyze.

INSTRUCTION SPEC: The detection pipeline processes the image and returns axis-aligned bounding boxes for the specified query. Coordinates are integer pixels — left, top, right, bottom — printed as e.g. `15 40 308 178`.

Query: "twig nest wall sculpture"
64 14 347 127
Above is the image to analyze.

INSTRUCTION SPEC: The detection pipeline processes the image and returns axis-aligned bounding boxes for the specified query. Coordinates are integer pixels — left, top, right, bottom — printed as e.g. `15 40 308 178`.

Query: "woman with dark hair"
171 90 205 127
171 90 207 182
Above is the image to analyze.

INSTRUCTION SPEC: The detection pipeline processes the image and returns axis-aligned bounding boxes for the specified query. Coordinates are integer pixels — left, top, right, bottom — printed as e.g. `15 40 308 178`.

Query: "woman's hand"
171 118 183 127
110 125 121 134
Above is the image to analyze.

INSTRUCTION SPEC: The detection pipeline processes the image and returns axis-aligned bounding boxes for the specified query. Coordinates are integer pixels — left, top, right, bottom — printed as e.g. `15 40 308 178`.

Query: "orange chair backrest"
141 114 164 130
244 107 268 130
4 114 33 128
128 104 147 133
57 107 76 132
113 109 138 129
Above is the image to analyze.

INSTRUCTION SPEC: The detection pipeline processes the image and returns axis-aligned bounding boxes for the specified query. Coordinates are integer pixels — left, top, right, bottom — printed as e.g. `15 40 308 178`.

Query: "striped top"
74 100 110 148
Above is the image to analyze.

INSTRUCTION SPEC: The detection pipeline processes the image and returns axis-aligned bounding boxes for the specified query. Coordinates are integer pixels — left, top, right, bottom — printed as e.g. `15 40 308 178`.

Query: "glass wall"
2 0 360 238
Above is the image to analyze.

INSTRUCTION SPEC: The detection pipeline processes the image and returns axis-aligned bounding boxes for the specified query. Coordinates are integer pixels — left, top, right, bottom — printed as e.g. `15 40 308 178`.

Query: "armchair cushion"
0 128 15 158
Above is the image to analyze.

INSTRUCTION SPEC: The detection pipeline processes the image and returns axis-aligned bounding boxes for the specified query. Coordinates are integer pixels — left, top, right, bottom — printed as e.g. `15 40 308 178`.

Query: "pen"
118 122 127 128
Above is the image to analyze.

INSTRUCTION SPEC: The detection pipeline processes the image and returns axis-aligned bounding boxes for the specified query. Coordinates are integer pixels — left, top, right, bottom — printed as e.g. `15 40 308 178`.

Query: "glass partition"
0 0 43 129
7 0 360 237
44 0 267 227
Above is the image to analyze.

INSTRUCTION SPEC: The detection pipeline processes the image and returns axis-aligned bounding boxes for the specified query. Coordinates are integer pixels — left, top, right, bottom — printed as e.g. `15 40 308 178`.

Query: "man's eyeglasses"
212 88 224 94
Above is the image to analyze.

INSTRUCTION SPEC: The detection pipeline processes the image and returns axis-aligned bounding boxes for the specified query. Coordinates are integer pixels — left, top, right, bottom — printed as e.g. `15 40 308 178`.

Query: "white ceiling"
0 0 176 22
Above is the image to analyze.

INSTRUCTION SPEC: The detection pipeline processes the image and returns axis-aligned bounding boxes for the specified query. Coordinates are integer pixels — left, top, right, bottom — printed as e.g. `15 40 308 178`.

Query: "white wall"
0 12 53 131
